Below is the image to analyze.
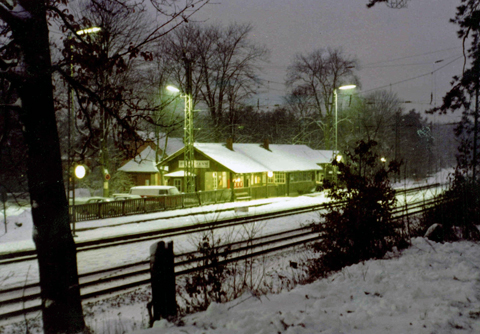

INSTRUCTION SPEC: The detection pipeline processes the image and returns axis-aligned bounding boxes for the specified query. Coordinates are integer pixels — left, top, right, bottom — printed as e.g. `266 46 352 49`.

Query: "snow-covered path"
136 238 480 334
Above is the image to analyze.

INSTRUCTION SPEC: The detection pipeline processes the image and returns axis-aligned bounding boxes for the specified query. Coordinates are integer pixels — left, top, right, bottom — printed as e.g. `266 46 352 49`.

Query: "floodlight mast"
184 93 195 193
183 53 195 193
166 84 195 193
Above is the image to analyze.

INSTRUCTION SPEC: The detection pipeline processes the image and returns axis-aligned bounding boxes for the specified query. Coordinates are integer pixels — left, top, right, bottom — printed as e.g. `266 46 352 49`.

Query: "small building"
118 137 183 186
158 140 333 198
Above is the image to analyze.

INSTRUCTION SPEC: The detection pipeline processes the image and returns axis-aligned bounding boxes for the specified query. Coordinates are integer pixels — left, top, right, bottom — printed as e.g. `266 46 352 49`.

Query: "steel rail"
0 194 443 322
0 226 318 305
0 193 441 303
0 227 322 320
0 183 443 265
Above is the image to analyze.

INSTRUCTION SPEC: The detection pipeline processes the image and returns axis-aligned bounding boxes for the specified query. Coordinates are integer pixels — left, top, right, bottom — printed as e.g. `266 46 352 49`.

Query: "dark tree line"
367 1 480 236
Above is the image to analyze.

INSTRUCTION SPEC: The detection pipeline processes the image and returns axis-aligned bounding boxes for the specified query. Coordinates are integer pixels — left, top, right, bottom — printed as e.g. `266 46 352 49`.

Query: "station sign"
179 160 210 168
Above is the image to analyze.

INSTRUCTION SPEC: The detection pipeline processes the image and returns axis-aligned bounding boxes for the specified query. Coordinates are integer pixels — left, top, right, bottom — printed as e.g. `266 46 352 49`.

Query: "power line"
361 46 461 67
361 54 462 69
256 78 285 86
362 56 462 94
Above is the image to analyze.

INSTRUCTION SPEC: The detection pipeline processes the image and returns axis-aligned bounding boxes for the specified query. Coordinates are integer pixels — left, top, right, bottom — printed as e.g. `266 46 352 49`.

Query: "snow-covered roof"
135 132 184 157
157 137 184 157
164 143 332 174
118 137 184 173
194 143 268 173
118 146 158 173
164 171 196 177
313 150 336 164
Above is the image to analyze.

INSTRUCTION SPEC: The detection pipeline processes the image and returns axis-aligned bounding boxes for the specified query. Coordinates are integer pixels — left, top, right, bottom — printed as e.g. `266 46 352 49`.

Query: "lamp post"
71 164 87 237
334 84 356 155
67 26 102 205
166 85 195 193
333 84 355 183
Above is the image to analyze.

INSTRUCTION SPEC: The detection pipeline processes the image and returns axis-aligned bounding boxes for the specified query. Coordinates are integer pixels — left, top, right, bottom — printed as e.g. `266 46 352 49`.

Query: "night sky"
195 0 463 122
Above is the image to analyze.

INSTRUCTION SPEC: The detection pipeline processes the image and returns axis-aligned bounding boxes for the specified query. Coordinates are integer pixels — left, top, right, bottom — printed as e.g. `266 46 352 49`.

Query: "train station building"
119 136 336 198
156 140 333 198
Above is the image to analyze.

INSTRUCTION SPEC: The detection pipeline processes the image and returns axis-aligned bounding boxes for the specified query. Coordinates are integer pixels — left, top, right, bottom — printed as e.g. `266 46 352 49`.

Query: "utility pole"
100 30 110 197
183 52 195 193
474 75 479 181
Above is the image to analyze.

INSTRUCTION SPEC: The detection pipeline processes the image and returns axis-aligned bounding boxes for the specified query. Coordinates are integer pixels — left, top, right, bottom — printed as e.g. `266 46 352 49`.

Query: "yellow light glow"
267 171 273 178
336 155 343 162
166 85 180 93
339 84 356 90
77 27 102 35
75 165 86 179
381 157 387 163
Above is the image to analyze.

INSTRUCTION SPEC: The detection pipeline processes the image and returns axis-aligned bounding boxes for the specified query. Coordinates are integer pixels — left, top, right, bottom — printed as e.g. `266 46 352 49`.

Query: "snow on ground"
0 168 451 249
136 238 480 334
0 169 461 333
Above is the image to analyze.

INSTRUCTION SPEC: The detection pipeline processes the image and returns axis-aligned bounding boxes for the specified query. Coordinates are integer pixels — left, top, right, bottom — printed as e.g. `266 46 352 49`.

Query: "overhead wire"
360 46 461 66
255 48 463 100
361 55 463 94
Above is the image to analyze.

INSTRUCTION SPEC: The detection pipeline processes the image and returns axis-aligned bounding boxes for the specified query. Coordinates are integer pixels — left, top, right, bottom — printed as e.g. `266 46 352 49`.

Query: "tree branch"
0 1 17 27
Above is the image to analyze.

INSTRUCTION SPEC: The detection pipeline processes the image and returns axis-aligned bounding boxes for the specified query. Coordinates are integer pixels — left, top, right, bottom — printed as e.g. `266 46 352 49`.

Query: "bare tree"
0 0 209 333
286 47 358 149
163 22 269 141
344 90 401 149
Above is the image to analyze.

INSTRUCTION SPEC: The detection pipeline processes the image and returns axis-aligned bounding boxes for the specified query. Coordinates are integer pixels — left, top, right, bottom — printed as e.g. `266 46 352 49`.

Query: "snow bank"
135 237 480 334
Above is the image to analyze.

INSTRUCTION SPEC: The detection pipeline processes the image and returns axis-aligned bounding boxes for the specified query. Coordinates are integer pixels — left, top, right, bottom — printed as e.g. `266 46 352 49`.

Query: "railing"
70 189 233 222
70 182 443 223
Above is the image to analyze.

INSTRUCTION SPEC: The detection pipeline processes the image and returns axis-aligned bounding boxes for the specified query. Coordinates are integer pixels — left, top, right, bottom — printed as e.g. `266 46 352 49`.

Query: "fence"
70 189 233 222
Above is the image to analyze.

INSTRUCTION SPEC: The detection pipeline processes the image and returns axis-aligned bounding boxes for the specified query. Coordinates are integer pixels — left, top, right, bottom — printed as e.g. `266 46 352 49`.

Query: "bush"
310 140 406 277
178 221 268 314
421 169 480 241
182 230 232 313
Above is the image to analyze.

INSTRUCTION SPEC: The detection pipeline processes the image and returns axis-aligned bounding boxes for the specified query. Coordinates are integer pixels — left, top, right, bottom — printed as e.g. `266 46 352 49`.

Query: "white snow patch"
133 237 480 334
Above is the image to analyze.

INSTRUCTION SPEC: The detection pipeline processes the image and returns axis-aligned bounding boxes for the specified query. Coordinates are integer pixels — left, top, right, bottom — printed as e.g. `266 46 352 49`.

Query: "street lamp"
333 85 355 183
67 26 102 205
77 27 102 35
166 85 180 93
334 84 356 154
71 164 87 237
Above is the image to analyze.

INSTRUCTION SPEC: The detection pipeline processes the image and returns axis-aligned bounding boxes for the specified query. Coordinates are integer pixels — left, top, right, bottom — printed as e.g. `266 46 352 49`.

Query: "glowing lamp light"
77 27 102 35
380 157 387 163
74 165 86 179
339 84 357 90
336 155 343 163
267 171 273 178
166 85 180 93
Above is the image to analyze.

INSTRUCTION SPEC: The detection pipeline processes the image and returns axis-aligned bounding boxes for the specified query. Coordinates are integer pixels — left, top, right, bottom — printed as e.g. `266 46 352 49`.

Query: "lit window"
290 172 313 183
274 172 286 184
253 173 263 185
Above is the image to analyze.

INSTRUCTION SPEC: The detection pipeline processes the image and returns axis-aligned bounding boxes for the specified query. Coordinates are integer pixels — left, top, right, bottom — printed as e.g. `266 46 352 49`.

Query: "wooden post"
148 240 177 326
1 186 7 233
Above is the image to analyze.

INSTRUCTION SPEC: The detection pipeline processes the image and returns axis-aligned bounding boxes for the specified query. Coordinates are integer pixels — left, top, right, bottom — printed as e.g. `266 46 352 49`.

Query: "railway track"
0 184 443 322
0 183 442 265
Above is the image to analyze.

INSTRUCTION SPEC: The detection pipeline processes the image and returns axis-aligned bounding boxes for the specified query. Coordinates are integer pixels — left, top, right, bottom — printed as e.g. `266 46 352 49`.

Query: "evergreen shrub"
310 140 406 277
421 169 480 241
